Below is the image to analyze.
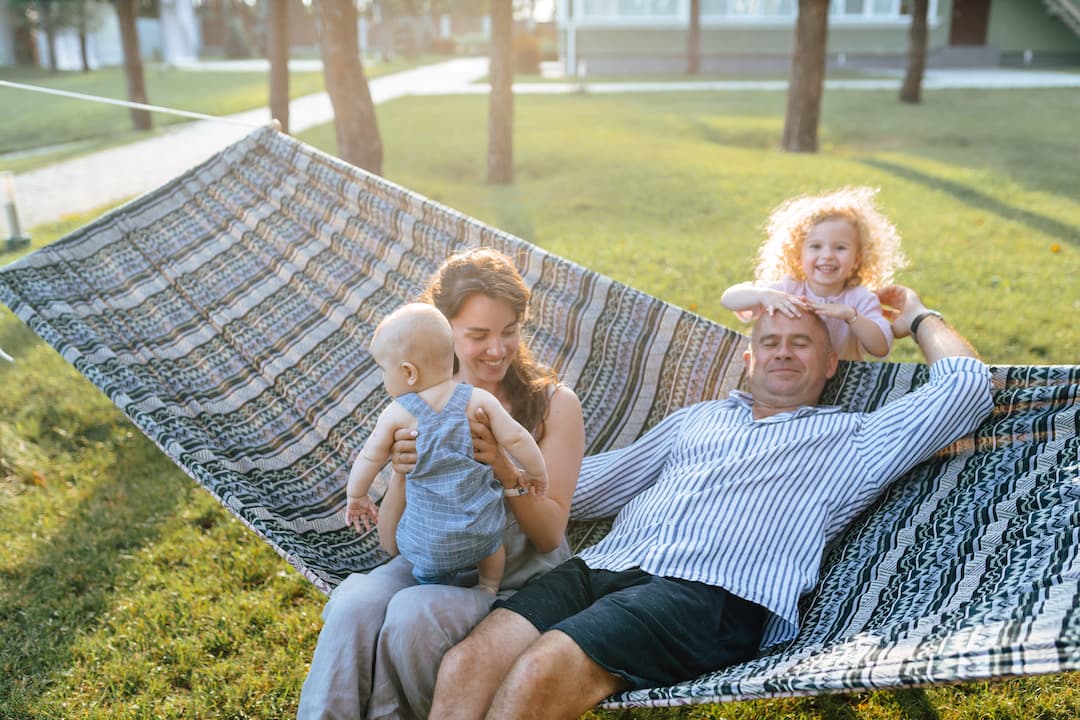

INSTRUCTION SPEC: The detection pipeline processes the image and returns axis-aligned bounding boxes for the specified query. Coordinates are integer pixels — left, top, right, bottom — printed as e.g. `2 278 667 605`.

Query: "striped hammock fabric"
1 127 1077 708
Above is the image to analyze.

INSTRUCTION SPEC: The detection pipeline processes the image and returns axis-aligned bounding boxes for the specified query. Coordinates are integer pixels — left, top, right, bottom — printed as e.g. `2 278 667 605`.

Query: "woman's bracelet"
501 465 528 497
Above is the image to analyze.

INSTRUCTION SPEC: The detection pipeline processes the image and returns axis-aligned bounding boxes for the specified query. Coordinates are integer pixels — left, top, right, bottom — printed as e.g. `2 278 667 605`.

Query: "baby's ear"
402 361 420 386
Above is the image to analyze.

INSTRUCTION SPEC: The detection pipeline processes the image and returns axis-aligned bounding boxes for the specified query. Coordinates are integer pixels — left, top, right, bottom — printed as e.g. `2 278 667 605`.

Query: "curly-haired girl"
722 187 907 360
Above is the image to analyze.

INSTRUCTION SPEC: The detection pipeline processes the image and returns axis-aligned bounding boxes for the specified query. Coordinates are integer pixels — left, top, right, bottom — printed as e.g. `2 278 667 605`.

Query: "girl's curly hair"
754 186 907 290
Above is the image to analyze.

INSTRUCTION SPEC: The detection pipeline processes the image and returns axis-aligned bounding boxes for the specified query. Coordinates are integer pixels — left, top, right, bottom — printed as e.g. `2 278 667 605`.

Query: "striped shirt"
570 356 993 648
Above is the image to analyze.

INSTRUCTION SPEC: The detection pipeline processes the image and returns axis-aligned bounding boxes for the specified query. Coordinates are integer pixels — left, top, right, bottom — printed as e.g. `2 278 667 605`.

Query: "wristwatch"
910 310 943 342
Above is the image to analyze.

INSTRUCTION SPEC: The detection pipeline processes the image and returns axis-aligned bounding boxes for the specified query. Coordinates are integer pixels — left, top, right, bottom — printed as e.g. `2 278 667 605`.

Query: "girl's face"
801 219 860 295
449 293 521 392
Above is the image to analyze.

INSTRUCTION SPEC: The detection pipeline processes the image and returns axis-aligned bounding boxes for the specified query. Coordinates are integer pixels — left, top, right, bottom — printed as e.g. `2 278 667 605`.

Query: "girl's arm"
472 385 584 553
721 281 807 321
805 292 892 358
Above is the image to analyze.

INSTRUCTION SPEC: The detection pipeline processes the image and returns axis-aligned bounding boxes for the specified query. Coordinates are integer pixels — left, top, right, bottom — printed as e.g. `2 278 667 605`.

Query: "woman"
298 248 586 720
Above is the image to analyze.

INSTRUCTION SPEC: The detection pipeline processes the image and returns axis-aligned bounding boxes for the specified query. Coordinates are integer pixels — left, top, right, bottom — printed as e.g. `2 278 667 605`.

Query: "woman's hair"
754 186 907 290
419 247 557 441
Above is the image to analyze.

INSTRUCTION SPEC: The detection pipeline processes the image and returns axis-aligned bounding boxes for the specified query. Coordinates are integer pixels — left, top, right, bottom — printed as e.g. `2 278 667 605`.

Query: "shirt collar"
729 390 843 423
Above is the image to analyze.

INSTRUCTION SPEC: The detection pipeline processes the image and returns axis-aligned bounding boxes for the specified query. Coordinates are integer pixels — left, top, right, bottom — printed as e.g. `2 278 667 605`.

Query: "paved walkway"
11 57 1080 230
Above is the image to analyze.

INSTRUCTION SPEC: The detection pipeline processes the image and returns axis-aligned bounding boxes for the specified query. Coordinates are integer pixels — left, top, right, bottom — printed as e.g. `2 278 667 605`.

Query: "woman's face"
449 293 521 390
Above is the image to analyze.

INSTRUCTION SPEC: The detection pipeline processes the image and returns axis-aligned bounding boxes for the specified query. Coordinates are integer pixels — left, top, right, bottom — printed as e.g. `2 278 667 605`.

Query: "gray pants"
297 555 496 720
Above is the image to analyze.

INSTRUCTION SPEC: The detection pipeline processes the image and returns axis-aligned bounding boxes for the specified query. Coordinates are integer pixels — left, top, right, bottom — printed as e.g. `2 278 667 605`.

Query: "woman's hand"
389 427 418 475
470 407 520 488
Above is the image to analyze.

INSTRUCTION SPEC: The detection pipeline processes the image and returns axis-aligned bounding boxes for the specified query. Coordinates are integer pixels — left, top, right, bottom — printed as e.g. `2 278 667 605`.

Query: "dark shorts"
494 557 766 690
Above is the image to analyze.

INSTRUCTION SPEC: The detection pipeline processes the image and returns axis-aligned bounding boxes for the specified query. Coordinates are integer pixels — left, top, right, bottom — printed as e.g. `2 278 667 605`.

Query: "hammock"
1 126 1077 709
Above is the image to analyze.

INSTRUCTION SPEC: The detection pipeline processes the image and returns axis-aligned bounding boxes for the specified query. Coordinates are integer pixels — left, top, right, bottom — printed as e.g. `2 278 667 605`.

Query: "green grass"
0 56 434 173
301 87 1079 365
2 83 1079 718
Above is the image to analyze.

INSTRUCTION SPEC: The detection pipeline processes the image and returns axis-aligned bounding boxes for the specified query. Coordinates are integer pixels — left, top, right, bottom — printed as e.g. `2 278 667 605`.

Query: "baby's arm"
721 281 808 321
469 389 548 496
345 403 408 533
375 471 406 555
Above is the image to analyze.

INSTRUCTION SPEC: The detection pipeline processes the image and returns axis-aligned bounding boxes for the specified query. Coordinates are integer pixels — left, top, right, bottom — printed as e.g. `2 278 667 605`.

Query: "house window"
830 0 922 17
701 0 796 16
583 0 680 17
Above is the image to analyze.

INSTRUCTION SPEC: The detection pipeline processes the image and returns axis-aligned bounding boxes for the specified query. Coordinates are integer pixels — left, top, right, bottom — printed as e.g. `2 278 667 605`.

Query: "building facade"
555 0 1080 75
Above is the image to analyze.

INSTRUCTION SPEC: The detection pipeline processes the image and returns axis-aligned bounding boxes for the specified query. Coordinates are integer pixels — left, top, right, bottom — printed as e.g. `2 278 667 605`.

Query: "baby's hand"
759 289 807 319
523 471 548 498
345 495 377 534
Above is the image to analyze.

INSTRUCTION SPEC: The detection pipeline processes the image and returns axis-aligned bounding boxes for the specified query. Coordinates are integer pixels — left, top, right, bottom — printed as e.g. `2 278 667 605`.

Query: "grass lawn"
0 55 435 173
2 83 1079 718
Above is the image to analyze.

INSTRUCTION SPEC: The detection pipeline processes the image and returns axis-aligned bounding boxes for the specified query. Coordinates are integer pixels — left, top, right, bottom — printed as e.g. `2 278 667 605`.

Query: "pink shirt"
743 278 893 360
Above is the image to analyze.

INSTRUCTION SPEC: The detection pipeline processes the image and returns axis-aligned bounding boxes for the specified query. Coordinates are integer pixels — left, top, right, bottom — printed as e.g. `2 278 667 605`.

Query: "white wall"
0 6 14 66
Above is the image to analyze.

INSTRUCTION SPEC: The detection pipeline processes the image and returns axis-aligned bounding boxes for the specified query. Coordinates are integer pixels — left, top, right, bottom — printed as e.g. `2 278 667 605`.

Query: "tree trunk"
687 0 701 75
79 30 90 72
116 0 152 131
899 0 929 104
782 0 829 153
268 0 290 133
487 0 513 184
41 1 57 71
312 0 383 174
79 1 90 73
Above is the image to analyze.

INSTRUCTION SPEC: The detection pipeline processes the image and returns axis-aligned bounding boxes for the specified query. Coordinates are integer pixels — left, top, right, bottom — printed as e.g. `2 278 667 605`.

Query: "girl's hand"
389 427 418 475
804 300 856 323
759 289 808 318
470 407 519 487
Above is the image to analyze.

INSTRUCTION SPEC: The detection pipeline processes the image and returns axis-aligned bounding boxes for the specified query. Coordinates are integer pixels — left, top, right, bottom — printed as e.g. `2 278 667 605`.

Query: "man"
429 285 993 720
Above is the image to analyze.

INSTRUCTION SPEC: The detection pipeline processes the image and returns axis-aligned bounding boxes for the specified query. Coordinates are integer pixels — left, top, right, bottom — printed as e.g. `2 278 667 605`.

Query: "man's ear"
402 361 420 386
825 350 839 379
743 348 752 366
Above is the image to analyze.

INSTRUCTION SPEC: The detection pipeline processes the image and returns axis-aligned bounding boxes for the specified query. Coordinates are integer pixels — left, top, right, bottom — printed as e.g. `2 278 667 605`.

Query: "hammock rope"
0 126 1077 709
0 79 264 127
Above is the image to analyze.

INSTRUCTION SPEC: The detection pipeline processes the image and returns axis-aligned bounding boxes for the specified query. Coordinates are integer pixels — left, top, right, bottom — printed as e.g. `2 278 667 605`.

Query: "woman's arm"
474 386 585 553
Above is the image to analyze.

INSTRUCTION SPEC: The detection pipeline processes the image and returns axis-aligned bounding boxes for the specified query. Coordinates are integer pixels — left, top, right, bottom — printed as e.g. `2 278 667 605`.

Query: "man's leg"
486 629 629 720
429 608 540 720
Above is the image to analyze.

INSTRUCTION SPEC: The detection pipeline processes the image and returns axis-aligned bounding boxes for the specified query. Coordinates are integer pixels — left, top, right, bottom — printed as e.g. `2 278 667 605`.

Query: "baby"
722 187 907 361
345 303 548 594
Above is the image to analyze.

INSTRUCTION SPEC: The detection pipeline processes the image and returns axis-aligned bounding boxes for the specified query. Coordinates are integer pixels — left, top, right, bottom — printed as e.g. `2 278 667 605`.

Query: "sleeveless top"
395 383 507 579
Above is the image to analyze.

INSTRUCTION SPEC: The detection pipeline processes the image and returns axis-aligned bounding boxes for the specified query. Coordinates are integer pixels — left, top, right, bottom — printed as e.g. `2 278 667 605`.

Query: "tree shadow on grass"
0 437 186 715
857 158 1079 249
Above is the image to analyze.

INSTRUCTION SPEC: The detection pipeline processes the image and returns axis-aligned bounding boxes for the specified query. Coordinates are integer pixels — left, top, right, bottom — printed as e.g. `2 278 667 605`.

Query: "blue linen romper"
394 383 507 583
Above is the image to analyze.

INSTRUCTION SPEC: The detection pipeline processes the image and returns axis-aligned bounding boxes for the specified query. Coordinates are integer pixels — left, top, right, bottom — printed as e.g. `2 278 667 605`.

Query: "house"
554 0 1080 76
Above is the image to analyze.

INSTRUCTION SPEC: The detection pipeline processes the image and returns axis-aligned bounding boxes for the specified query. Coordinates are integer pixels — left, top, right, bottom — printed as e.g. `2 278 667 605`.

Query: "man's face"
744 312 838 415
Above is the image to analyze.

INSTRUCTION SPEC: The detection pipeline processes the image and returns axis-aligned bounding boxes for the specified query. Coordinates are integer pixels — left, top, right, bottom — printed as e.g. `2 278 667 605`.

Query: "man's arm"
569 405 690 521
877 285 978 362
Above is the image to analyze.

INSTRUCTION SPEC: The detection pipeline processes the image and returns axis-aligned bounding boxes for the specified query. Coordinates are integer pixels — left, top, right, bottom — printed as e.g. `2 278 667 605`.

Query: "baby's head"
755 186 907 290
369 303 455 396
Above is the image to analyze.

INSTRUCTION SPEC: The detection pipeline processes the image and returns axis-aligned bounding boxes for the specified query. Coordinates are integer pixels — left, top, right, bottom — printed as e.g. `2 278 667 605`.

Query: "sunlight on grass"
2 80 1079 718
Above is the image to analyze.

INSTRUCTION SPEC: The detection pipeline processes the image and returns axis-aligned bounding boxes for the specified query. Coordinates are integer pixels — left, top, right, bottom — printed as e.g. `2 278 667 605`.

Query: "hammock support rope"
1 127 1077 709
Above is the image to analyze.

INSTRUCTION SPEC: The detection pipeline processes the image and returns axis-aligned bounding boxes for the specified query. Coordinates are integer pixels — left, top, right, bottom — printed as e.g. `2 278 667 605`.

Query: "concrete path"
10 57 1080 230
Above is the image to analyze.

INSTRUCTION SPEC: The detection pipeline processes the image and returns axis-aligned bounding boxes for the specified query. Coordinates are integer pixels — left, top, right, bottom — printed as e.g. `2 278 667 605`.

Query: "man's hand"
876 285 927 339
389 427 418 475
